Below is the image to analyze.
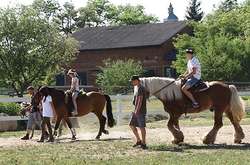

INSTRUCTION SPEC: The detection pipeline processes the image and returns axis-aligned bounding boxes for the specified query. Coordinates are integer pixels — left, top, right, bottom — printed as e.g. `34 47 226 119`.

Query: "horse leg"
167 114 184 144
225 110 245 143
94 112 107 139
203 109 223 144
101 115 109 135
173 118 180 130
64 117 76 140
53 117 62 137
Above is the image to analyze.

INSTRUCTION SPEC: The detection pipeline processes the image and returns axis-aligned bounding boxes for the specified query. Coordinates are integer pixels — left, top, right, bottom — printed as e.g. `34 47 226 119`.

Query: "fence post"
116 94 122 126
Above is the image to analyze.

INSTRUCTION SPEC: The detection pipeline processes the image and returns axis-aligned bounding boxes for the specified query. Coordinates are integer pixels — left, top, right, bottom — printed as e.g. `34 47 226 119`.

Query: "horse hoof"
203 139 214 145
54 131 58 137
95 136 100 140
234 139 242 144
72 136 76 141
172 139 183 145
103 130 109 135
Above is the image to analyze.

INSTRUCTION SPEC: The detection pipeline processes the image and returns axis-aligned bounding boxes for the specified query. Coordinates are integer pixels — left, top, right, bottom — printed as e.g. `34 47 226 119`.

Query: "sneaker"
141 143 148 150
46 138 54 143
21 134 29 140
72 110 78 116
132 141 142 148
192 102 200 109
37 139 44 143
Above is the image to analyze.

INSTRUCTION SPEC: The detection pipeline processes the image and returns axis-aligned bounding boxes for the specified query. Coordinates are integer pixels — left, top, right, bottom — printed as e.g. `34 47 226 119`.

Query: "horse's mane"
140 77 182 101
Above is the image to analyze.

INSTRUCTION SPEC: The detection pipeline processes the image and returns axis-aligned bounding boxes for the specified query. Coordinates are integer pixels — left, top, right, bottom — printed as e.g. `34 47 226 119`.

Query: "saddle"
65 89 87 114
181 79 209 93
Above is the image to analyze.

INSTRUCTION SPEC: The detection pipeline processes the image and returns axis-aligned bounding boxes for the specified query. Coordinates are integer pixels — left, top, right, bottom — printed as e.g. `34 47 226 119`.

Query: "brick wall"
63 26 192 85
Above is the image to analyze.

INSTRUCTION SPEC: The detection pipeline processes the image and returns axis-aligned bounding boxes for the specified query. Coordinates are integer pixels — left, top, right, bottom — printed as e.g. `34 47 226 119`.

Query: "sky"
0 0 246 21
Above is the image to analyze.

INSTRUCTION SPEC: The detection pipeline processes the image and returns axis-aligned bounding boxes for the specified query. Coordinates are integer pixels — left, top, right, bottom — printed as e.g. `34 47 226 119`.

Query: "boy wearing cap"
129 75 148 149
67 69 80 116
181 48 201 108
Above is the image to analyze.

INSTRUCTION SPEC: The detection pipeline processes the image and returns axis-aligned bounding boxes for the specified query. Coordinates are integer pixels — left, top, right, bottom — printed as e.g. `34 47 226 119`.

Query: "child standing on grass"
37 87 56 143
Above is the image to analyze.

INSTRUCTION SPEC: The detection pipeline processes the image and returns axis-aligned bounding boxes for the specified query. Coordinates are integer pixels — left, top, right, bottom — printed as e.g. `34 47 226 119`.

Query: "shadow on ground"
149 143 250 153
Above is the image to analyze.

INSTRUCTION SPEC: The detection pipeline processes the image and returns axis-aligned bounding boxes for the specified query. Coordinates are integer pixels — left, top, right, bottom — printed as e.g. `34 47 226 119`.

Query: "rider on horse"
181 48 201 108
67 69 80 116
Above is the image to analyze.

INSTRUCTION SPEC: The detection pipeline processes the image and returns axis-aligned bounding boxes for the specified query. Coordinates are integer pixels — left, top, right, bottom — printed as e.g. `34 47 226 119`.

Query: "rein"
151 78 180 96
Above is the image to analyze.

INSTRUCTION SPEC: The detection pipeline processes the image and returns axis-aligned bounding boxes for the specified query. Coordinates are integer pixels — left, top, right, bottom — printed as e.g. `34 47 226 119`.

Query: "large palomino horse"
34 86 116 140
140 77 245 144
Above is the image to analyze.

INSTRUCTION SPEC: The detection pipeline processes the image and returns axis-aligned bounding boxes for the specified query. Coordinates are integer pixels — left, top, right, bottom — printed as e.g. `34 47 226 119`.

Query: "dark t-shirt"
133 85 147 115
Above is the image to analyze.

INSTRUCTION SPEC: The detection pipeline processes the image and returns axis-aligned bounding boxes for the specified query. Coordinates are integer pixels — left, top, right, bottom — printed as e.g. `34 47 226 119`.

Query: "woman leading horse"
34 86 116 140
140 77 245 145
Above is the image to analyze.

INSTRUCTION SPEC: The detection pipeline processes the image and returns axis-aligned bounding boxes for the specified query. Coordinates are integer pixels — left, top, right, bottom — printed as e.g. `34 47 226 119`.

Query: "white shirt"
71 77 80 91
42 95 54 117
187 56 201 79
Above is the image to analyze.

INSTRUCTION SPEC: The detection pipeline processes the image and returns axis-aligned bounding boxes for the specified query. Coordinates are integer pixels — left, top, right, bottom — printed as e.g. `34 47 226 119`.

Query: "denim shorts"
129 113 146 128
185 77 200 88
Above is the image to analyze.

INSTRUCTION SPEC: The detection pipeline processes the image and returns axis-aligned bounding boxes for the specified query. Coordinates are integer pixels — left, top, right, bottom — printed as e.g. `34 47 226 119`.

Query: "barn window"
78 72 87 85
143 69 155 77
164 67 176 78
164 49 177 61
55 74 65 86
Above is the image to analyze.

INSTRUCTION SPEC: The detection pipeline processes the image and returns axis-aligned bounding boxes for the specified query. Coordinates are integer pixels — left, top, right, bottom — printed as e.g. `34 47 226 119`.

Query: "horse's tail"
104 94 116 127
229 85 245 123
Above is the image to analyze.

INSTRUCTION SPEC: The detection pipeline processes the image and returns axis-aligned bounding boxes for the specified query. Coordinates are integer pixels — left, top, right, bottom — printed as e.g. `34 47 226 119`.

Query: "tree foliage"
185 0 204 21
96 59 143 94
219 0 238 12
0 6 79 96
174 2 250 81
76 0 158 28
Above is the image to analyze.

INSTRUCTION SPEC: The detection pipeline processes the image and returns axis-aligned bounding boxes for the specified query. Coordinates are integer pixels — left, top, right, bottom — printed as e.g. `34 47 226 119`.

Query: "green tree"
174 3 250 81
56 2 78 36
96 59 143 94
185 0 204 21
219 0 238 12
76 0 158 28
114 5 158 25
0 6 79 96
76 0 115 27
32 0 60 20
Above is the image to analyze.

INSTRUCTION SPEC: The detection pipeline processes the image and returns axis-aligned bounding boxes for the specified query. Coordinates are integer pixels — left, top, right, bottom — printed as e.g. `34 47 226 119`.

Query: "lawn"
0 137 250 165
1 97 250 165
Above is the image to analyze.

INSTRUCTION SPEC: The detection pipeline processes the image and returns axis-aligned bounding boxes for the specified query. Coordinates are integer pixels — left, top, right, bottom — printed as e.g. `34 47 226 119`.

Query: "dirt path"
1 125 250 148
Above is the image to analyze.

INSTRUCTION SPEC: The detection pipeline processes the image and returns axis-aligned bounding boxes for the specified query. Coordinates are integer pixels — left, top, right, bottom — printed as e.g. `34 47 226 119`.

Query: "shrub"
0 102 21 116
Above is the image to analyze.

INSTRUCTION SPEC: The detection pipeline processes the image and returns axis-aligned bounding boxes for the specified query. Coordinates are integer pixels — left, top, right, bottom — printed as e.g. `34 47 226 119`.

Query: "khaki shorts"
27 111 42 130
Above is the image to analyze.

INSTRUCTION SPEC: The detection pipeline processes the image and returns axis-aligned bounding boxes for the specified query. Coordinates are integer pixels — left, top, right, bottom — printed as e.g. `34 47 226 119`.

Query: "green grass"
0 131 26 138
0 140 250 165
0 97 250 164
1 113 250 165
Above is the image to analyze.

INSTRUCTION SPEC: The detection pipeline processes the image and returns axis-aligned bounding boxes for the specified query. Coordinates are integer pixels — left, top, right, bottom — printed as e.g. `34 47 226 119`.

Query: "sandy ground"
1 124 250 148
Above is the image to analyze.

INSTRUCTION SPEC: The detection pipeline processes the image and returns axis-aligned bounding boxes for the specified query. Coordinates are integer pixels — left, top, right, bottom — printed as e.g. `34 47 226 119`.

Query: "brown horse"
34 86 116 140
140 77 245 144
